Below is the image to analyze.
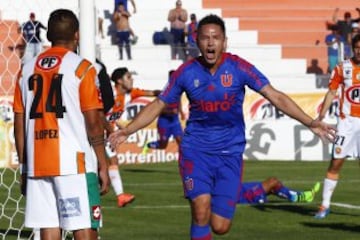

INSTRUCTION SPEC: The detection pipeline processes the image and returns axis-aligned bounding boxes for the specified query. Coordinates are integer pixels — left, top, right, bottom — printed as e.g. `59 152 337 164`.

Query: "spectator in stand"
185 13 200 60
325 25 345 73
332 8 360 58
167 0 188 61
113 2 133 60
306 59 324 75
21 12 47 63
114 0 137 13
114 0 138 44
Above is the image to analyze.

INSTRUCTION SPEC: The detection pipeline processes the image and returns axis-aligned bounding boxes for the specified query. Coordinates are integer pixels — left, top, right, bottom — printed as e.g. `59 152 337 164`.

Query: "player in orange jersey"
315 34 360 219
13 9 109 240
105 67 160 207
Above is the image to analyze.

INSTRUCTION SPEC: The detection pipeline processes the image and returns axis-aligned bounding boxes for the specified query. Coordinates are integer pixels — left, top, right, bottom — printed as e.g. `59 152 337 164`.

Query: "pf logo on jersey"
345 85 360 104
36 56 62 70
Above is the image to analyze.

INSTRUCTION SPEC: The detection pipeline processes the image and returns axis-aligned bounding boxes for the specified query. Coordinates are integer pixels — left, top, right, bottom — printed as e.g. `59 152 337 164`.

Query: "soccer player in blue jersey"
239 178 320 204
142 70 185 154
109 14 335 239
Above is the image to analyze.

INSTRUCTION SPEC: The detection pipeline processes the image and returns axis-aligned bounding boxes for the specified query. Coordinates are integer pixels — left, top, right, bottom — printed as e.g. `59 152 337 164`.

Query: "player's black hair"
352 34 360 49
111 67 129 83
197 14 226 36
47 9 79 43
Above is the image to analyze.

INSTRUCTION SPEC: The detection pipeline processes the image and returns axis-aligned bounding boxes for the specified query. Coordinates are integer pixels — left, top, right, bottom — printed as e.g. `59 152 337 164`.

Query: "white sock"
108 165 124 196
321 178 338 208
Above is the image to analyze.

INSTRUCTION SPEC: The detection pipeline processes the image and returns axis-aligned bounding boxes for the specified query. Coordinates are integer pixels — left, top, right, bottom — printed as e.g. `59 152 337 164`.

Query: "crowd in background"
17 0 199 64
323 7 360 74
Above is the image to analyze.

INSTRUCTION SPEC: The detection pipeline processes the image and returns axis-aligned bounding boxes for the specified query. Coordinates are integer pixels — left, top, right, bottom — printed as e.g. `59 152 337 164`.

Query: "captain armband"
88 134 105 146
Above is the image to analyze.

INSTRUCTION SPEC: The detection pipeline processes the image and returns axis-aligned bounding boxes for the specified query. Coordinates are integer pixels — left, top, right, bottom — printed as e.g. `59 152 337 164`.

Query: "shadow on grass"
249 203 360 218
250 203 316 216
0 228 32 238
301 222 360 233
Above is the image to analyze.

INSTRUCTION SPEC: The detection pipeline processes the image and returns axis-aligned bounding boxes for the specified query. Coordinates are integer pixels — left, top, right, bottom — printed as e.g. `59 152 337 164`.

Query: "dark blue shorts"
157 114 183 141
238 182 267 204
178 147 243 219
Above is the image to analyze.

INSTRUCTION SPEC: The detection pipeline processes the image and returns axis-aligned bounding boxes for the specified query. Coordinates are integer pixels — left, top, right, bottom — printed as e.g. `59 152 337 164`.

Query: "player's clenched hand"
108 129 128 150
309 118 337 143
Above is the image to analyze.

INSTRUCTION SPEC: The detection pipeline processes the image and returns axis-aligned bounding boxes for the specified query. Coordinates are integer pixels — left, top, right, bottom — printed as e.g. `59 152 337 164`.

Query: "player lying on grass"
239 177 320 204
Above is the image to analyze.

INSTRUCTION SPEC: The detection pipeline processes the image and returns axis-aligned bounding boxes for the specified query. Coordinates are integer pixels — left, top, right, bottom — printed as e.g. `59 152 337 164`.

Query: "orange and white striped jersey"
13 46 103 177
329 59 360 118
106 87 146 127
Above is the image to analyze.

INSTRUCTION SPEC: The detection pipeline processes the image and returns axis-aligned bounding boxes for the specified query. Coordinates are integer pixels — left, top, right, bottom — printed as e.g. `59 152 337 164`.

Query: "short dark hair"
197 14 226 36
47 9 79 43
111 67 129 83
352 34 360 49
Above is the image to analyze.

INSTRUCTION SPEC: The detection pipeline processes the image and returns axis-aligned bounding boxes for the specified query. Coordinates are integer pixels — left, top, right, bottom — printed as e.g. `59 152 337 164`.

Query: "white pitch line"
101 202 360 210
102 205 188 209
124 179 360 187
332 202 360 210
9 202 360 211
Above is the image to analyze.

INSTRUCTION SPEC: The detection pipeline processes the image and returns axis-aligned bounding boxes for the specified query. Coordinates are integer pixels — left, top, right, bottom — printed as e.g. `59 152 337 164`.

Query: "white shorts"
333 116 360 159
25 173 102 231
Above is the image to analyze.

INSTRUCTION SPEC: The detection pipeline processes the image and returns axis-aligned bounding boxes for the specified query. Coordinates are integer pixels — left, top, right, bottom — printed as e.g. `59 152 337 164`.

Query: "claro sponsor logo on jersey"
345 85 360 104
194 93 236 112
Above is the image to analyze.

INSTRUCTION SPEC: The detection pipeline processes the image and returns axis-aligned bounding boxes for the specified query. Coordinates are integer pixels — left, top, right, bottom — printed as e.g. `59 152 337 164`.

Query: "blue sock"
191 223 212 240
147 141 159 149
272 182 293 200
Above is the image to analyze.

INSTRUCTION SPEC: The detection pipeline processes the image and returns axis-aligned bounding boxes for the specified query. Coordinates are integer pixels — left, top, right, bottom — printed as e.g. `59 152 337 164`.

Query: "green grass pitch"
1 160 360 239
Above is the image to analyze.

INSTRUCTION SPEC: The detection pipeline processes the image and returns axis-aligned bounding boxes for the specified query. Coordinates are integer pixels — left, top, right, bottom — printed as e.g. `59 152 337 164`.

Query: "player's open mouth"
205 49 216 59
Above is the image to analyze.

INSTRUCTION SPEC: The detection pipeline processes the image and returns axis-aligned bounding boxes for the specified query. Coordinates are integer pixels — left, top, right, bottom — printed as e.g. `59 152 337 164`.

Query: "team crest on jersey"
36 56 61 70
357 73 360 80
335 147 342 154
194 79 200 87
221 73 233 87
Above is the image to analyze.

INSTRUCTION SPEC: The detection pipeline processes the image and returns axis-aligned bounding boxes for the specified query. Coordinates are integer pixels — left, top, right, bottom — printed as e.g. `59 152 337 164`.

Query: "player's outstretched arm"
260 84 336 143
109 98 166 149
318 89 337 120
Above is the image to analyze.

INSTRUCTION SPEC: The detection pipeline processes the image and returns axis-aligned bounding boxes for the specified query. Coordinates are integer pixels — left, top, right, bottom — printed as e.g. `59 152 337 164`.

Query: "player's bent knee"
210 214 232 235
211 221 231 235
